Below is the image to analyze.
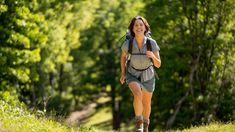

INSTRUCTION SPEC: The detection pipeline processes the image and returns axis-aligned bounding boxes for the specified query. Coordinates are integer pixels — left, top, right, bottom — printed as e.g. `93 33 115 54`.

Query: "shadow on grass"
92 119 113 130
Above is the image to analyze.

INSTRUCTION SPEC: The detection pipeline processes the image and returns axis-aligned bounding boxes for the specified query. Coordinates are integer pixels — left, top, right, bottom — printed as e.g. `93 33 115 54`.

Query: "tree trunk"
31 82 36 107
111 85 120 130
49 72 55 95
58 64 64 94
39 68 46 111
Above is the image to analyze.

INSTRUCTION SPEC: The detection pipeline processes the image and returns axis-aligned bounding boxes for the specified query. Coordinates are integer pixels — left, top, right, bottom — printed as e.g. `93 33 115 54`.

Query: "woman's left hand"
146 51 155 59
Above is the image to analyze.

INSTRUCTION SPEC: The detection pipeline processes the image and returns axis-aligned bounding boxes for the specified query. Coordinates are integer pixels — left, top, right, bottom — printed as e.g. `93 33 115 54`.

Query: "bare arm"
120 51 127 84
146 51 161 68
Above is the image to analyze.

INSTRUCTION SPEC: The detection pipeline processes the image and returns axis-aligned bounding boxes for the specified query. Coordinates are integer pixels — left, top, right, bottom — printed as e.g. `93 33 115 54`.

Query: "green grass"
84 107 112 127
0 91 234 132
81 96 134 132
80 95 235 131
1 99 234 132
82 106 235 132
179 122 235 132
0 99 96 132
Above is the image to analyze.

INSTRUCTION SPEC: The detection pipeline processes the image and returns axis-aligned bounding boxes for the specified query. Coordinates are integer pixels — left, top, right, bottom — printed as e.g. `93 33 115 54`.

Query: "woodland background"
0 0 234 131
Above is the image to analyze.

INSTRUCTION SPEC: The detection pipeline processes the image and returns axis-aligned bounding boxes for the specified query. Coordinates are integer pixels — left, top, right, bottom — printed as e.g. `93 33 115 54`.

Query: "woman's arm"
120 51 127 84
146 51 161 68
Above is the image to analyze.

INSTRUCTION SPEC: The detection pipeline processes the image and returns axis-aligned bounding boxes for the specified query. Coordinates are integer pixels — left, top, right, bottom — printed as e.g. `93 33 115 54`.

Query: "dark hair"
128 16 150 37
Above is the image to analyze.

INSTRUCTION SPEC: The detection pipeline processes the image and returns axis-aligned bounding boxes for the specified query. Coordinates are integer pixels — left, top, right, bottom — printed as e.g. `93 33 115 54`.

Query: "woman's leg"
142 90 153 132
129 82 144 131
142 90 153 120
128 82 143 116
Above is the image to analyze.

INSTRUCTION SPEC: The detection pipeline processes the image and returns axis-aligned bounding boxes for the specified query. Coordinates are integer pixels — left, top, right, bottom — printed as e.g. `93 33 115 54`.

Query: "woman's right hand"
120 74 125 84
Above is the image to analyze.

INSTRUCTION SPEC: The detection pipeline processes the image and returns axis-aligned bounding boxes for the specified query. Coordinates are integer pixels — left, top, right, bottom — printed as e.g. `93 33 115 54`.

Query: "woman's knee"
142 92 152 108
143 100 151 108
134 91 142 100
129 82 142 98
132 89 142 100
143 96 151 109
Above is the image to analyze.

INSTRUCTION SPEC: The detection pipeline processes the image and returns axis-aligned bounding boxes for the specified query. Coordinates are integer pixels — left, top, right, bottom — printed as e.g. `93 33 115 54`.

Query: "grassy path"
0 99 97 132
1 91 234 132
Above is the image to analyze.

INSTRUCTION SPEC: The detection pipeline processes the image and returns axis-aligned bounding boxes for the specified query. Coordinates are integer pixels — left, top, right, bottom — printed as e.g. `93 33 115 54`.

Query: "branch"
167 47 202 129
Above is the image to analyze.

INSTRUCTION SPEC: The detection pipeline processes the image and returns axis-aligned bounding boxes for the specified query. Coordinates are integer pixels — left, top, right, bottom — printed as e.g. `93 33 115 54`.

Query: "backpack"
125 30 153 68
128 38 152 55
122 30 159 79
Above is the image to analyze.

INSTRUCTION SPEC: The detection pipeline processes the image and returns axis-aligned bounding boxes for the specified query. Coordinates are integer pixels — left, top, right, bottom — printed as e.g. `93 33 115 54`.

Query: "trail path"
65 103 97 125
65 93 108 125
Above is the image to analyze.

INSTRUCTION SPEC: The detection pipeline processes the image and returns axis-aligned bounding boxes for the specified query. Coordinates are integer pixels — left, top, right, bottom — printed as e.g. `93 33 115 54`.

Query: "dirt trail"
65 103 97 125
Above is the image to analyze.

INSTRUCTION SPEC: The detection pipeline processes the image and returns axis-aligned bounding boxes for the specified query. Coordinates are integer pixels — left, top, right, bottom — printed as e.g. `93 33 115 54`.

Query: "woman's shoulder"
146 37 160 51
146 37 157 45
123 39 130 46
121 39 130 52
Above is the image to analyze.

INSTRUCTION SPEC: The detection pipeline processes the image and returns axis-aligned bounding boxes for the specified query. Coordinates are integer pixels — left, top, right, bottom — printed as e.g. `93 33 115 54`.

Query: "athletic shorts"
125 71 155 92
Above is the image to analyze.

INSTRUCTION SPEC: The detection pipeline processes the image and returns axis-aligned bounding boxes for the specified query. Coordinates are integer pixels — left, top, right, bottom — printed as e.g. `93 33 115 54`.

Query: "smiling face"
128 16 150 37
133 19 146 37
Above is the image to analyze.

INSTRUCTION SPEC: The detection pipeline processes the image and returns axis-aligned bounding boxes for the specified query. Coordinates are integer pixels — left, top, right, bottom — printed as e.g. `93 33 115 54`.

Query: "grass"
84 107 112 127
82 105 235 132
82 107 235 132
80 95 235 131
1 99 235 132
0 99 96 132
82 106 134 132
81 96 113 131
178 122 235 132
0 91 234 132
81 95 135 132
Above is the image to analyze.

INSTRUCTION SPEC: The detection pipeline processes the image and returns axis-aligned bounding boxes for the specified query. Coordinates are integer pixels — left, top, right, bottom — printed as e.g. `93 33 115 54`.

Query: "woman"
120 16 161 132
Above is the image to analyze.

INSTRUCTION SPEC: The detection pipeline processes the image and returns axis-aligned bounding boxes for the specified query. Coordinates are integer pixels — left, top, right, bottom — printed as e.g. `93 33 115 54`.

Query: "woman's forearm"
152 57 161 68
152 52 161 68
120 53 127 75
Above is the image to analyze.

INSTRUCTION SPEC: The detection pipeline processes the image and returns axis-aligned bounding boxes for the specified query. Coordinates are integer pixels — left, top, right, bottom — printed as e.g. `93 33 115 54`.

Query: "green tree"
0 0 47 100
145 0 235 129
72 0 146 130
34 0 100 114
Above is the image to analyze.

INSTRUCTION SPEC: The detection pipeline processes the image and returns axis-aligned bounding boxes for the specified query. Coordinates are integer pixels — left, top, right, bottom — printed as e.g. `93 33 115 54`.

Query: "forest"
0 0 234 131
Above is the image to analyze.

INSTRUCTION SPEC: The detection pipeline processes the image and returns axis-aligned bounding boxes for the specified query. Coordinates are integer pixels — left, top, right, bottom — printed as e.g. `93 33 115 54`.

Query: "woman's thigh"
128 81 142 96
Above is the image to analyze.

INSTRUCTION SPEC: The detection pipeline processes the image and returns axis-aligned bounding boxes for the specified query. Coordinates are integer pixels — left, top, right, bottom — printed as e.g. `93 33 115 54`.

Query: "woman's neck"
135 35 144 47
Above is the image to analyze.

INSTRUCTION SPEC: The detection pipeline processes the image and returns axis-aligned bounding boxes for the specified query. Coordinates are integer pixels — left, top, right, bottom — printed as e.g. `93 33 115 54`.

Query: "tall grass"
179 122 235 132
0 91 96 132
1 91 234 132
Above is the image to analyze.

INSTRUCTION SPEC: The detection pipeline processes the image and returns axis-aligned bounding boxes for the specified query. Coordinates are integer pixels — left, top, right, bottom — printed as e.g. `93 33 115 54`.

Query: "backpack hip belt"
129 65 152 71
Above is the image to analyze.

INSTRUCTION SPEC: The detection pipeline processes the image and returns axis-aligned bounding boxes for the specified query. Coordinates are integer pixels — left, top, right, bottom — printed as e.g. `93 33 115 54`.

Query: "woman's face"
133 19 146 37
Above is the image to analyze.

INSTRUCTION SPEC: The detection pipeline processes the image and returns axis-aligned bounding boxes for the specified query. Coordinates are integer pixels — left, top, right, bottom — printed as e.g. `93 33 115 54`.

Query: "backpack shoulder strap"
146 38 159 79
128 38 133 54
146 38 152 51
128 38 152 54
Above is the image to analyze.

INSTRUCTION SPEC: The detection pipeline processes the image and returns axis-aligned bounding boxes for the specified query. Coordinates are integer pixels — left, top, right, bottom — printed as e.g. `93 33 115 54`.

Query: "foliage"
178 122 235 132
0 91 22 107
71 0 146 129
0 0 47 92
0 0 234 131
145 0 235 129
0 97 96 132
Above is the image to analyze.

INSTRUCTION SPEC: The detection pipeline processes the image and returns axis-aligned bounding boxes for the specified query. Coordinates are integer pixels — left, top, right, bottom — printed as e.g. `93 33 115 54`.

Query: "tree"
72 0 146 130
145 0 235 129
0 0 47 101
